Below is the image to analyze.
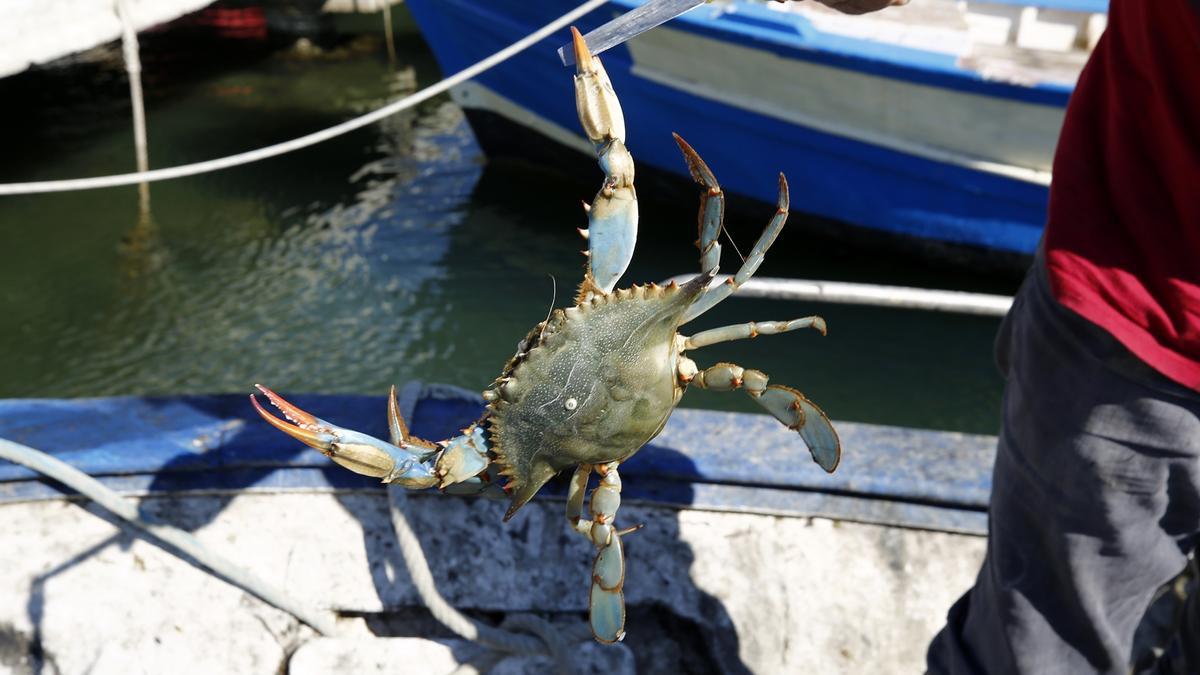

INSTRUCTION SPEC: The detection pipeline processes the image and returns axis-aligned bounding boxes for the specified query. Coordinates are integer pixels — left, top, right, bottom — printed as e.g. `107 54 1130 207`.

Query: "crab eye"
565 397 578 411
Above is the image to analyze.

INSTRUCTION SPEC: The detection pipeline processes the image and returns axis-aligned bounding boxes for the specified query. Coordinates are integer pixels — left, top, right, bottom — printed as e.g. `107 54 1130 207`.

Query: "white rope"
0 438 338 636
0 0 612 196
386 485 592 663
115 0 151 220
663 274 1014 317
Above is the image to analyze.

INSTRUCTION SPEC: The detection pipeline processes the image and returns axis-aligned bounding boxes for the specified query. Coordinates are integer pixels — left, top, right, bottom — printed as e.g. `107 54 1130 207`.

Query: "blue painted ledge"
0 382 996 535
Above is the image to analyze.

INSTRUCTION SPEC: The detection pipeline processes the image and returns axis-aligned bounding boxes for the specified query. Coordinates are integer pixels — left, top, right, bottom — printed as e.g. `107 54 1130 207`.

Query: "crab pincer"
251 384 439 489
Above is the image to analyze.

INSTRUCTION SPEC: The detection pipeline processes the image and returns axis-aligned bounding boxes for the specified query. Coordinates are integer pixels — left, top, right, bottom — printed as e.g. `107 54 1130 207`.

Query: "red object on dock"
191 6 268 40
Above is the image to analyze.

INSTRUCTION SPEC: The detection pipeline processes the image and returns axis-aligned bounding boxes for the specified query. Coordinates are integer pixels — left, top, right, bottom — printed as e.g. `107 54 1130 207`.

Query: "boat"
0 0 216 79
0 383 996 673
405 0 1107 256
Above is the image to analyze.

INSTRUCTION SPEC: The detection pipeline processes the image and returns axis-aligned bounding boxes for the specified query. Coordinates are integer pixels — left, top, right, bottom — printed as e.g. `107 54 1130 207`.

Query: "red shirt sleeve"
1044 0 1200 391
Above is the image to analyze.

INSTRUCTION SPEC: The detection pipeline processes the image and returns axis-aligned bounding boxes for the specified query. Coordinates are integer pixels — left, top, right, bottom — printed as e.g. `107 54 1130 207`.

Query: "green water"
0 13 1019 434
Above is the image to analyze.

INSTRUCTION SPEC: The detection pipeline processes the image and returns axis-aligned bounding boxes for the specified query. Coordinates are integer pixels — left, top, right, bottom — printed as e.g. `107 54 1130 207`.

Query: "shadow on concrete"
18 536 120 675
5 387 749 673
341 387 751 674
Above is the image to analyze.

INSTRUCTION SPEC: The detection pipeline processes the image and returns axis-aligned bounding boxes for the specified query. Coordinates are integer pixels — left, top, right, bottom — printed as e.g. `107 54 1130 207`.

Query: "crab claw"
251 384 439 489
571 25 637 296
572 26 625 147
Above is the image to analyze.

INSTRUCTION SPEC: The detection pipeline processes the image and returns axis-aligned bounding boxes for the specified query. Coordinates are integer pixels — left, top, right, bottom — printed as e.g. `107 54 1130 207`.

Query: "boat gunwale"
599 0 1088 106
0 384 998 535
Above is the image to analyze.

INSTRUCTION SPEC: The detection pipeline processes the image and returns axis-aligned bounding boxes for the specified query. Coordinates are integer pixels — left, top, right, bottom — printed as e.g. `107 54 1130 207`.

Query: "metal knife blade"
557 0 706 66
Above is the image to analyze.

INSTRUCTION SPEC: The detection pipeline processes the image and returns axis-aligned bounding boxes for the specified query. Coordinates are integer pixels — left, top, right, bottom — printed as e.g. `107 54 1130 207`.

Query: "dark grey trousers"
926 259 1200 674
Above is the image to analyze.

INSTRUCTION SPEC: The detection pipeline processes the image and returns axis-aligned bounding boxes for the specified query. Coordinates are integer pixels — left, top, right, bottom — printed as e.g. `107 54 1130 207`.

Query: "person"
805 0 1200 672
922 0 1200 672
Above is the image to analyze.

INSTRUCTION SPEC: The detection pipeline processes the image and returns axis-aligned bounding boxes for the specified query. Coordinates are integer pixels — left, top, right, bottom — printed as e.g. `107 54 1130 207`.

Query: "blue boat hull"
0 383 996 534
405 0 1074 255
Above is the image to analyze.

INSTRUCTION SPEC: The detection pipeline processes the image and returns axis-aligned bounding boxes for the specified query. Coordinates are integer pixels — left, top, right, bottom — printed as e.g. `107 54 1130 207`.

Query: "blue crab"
252 28 840 644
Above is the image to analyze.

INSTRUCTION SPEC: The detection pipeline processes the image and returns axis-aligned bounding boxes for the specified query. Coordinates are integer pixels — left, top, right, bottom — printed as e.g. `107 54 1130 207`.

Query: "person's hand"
780 0 909 15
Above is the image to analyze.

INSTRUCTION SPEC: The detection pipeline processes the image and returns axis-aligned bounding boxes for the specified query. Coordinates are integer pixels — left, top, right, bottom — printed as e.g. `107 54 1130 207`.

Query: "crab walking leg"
572 27 637 294
567 462 635 643
566 462 593 524
673 134 724 277
679 361 841 473
681 316 827 351
252 385 500 492
681 173 791 324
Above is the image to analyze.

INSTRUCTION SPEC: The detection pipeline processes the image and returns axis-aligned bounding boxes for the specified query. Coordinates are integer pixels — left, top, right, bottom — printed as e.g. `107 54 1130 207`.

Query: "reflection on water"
0 13 1015 434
